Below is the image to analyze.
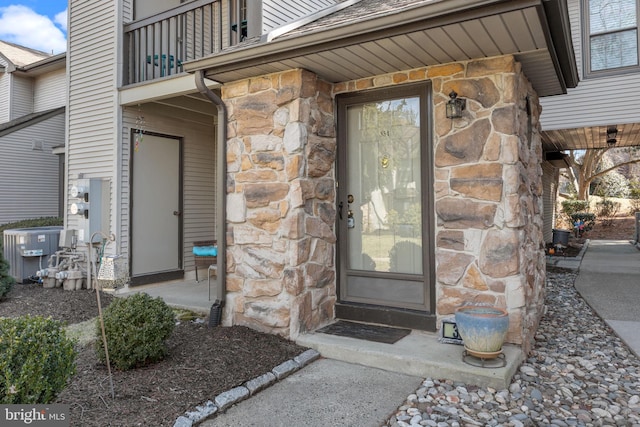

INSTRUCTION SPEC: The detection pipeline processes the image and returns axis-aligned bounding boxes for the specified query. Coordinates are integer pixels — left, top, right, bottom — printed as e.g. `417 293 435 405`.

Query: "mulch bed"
0 284 307 426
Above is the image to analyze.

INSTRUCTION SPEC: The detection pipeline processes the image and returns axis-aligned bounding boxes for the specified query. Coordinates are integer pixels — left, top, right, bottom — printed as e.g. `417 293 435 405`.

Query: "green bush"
595 198 621 218
0 243 13 300
630 180 640 214
96 293 175 370
561 199 590 217
0 316 77 404
0 217 63 235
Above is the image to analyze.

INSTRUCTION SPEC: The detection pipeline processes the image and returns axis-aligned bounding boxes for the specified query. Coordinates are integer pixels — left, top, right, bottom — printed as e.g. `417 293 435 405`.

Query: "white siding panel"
568 0 583 79
10 76 33 120
0 113 64 224
263 0 336 32
121 105 216 274
67 0 118 235
540 0 640 130
540 72 640 130
0 71 9 123
34 69 67 112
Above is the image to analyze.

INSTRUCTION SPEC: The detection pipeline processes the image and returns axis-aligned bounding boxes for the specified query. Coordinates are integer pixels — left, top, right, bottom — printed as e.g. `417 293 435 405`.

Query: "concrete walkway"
199 358 422 427
574 239 640 357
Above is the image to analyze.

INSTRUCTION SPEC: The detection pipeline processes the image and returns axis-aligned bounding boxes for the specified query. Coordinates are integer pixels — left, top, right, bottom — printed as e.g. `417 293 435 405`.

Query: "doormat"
317 321 411 344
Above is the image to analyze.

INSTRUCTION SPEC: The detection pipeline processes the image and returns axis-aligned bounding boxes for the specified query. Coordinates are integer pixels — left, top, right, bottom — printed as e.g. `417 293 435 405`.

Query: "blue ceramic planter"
455 306 509 353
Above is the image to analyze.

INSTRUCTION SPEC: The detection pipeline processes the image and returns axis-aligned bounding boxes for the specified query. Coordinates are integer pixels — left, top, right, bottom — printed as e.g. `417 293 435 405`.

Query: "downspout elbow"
195 70 227 305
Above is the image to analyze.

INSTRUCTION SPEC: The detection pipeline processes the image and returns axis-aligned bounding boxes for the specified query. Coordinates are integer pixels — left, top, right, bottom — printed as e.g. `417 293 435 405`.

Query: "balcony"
124 0 247 85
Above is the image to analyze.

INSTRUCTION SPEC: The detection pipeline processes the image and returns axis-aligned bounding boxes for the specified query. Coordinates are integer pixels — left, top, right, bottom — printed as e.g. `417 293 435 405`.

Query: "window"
584 0 639 76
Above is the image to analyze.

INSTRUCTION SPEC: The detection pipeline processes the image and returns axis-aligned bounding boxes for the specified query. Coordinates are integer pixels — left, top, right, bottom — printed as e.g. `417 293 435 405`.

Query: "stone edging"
173 348 321 427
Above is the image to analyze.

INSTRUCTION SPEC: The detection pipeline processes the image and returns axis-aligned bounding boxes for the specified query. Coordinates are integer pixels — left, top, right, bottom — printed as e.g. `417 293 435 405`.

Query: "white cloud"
0 5 67 54
54 8 67 32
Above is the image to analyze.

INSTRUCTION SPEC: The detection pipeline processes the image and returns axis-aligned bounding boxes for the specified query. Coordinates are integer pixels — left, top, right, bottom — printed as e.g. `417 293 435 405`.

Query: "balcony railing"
124 0 246 85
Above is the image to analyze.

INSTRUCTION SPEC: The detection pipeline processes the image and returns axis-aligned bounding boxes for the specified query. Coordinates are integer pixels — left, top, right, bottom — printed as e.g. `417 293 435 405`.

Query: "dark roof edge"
0 107 65 138
15 52 66 76
542 0 579 90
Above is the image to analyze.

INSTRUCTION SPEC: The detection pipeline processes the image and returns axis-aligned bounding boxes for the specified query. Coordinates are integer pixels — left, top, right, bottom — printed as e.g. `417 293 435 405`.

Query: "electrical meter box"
3 226 63 283
69 178 110 243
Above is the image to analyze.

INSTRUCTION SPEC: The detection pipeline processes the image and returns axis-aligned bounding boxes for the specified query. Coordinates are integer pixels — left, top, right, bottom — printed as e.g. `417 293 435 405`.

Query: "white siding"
540 0 640 130
263 0 337 32
121 105 216 273
0 113 64 224
67 0 119 234
10 75 33 120
0 70 9 123
34 68 67 112
133 0 179 20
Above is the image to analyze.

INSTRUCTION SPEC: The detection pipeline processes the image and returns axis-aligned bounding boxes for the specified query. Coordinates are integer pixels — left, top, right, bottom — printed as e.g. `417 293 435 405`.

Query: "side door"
130 132 183 284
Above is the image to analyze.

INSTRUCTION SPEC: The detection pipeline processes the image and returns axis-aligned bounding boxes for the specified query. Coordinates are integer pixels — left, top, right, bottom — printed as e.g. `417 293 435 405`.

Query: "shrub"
596 199 621 219
561 199 590 217
0 217 63 235
561 199 590 226
0 316 77 404
0 243 13 300
389 240 422 273
96 293 175 370
630 180 640 214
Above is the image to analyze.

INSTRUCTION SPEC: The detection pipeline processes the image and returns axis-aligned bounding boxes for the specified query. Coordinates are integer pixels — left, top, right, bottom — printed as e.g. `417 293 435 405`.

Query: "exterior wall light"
606 126 618 147
446 91 466 119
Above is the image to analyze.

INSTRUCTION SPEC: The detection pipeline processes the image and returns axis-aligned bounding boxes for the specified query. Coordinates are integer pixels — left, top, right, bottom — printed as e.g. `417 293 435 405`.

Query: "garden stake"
89 231 116 399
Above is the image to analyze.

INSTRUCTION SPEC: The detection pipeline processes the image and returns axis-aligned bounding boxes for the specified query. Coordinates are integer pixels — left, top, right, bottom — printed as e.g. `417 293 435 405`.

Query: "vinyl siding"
539 0 640 130
10 75 34 120
0 113 64 224
541 161 559 244
34 68 67 112
0 64 9 123
121 105 216 273
263 0 337 32
67 0 118 234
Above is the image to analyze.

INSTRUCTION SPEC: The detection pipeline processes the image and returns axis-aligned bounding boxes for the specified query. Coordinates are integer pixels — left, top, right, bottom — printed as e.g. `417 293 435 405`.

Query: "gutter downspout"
195 69 227 312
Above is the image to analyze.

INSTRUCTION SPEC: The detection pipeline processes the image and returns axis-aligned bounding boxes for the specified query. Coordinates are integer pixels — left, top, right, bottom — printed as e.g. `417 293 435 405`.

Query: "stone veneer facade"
221 55 546 354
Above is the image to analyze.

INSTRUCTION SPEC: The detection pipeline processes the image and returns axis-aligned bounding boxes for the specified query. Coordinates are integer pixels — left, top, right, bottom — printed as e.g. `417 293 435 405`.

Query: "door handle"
173 211 181 216
338 202 343 220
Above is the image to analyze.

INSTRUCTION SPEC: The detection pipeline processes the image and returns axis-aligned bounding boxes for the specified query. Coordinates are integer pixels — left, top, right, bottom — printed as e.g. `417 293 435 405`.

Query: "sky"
0 0 67 54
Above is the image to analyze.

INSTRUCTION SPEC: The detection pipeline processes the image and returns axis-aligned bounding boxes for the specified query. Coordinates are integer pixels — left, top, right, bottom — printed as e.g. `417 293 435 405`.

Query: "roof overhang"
14 52 66 76
541 123 640 151
185 0 577 97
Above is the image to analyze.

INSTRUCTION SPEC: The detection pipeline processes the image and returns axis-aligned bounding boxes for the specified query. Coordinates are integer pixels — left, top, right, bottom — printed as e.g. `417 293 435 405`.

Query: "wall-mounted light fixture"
606 126 618 147
446 91 466 119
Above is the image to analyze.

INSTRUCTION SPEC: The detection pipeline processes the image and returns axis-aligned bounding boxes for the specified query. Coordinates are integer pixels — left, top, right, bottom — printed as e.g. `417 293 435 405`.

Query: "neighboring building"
540 0 640 239
65 0 580 354
0 41 66 224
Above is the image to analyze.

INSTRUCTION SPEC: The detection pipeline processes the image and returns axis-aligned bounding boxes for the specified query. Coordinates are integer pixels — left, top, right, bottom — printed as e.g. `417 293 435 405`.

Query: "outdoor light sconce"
606 126 618 147
446 91 466 119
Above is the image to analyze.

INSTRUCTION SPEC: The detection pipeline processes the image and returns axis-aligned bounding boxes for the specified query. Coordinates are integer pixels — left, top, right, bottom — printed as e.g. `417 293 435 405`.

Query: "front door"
130 132 183 285
336 83 435 330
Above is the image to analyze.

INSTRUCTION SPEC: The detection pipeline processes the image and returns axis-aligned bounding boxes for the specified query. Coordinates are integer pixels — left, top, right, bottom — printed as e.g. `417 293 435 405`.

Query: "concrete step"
296 328 524 390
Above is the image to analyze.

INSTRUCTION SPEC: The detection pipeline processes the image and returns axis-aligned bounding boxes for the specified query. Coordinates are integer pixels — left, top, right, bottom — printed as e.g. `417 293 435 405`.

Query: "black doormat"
317 320 411 344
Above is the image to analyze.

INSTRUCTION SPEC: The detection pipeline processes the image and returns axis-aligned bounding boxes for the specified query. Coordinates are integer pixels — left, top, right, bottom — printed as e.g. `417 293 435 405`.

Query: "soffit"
185 0 570 97
541 124 640 152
